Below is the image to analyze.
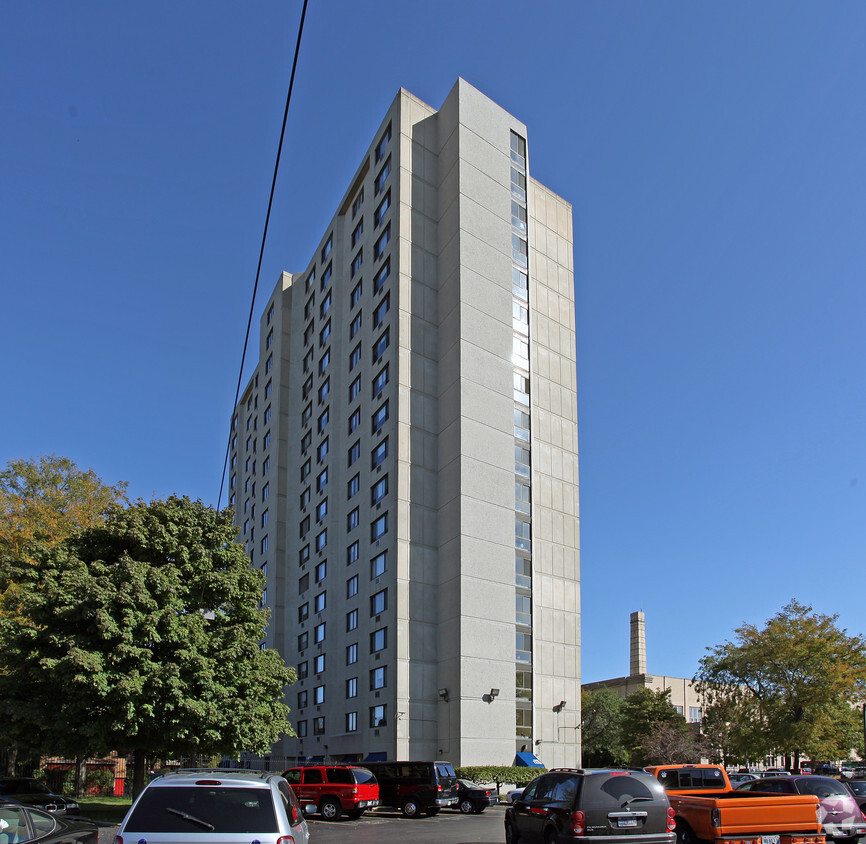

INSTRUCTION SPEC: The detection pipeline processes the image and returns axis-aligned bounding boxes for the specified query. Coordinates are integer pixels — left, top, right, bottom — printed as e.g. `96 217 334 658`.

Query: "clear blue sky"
3 1 865 684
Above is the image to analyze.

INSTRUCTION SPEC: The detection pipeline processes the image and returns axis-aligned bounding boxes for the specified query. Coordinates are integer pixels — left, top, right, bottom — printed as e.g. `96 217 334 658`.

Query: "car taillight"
667 807 676 832
276 836 296 844
113 836 123 844
437 784 442 792
711 808 721 827
571 809 586 835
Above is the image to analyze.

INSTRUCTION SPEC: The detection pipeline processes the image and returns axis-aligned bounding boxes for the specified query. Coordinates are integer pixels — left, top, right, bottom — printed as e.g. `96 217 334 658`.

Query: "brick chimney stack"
630 611 647 676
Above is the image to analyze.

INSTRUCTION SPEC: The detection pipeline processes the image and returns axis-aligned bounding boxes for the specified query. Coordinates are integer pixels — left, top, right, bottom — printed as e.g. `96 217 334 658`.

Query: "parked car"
361 760 457 818
114 769 310 844
727 772 759 784
281 765 379 820
736 775 866 841
842 778 866 813
505 767 676 844
0 779 79 814
506 786 526 803
453 779 498 814
0 800 96 844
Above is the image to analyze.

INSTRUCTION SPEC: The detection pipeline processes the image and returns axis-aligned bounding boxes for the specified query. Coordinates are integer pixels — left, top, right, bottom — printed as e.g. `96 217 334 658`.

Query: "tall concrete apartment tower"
228 79 580 768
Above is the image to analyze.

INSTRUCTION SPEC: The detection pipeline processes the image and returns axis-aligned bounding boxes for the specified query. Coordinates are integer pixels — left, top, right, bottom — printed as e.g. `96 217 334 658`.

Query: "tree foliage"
620 687 683 766
581 687 628 766
695 600 866 766
0 495 294 793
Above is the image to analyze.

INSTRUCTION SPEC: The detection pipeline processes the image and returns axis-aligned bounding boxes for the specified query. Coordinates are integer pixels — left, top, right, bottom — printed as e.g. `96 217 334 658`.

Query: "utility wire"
218 0 309 509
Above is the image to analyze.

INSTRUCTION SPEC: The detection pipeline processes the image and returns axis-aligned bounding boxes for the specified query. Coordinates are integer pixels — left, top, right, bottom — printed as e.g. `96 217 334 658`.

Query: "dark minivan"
362 760 458 818
505 768 676 844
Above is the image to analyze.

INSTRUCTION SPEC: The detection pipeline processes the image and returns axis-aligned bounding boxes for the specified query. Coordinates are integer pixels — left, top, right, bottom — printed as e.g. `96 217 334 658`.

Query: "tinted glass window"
327 768 354 785
303 769 323 784
352 767 377 785
283 770 301 785
125 786 278 833
797 778 846 797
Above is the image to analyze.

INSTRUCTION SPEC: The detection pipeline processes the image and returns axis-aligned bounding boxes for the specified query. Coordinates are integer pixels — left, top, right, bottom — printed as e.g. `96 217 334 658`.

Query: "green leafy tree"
695 600 866 770
581 687 628 766
620 688 683 766
0 496 294 796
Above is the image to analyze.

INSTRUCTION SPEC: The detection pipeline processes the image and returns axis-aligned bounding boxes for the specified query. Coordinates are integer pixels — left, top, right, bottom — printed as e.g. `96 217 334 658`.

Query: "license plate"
618 818 638 828
761 837 780 844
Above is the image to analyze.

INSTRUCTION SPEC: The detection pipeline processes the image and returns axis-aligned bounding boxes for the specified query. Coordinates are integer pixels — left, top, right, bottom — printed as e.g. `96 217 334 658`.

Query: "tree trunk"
132 749 147 799
4 745 18 776
75 756 87 797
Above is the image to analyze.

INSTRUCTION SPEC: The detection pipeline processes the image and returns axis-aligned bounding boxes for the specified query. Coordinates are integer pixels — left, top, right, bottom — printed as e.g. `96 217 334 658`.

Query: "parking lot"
304 804 507 844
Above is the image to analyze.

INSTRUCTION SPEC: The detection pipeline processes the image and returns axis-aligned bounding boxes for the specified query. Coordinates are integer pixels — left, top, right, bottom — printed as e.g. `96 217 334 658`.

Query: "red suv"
282 766 379 821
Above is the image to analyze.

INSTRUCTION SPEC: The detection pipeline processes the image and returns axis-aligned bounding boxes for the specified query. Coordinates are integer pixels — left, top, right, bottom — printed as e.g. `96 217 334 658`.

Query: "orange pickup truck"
646 764 825 844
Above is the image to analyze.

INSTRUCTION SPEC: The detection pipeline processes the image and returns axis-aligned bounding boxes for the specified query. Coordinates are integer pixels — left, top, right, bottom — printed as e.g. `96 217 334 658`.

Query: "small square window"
371 550 387 579
370 704 387 728
346 711 358 732
371 474 388 505
347 574 359 598
370 588 387 616
347 540 360 565
316 529 327 552
371 512 388 542
347 507 359 531
346 676 358 698
346 643 358 665
346 608 358 631
314 653 325 674
347 473 360 499
315 560 327 582
371 437 389 469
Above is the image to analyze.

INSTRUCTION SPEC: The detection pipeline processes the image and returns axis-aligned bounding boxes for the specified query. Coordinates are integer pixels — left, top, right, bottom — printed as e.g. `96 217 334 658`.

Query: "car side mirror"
303 804 316 817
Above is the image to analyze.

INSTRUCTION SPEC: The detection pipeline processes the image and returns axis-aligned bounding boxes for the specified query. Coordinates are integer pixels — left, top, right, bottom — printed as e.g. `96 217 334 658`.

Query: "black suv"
361 760 457 818
505 768 676 844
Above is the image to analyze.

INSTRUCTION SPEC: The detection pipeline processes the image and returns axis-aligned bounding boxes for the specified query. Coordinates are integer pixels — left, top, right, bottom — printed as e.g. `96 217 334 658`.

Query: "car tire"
676 821 696 844
459 799 474 814
425 806 440 816
347 809 364 820
319 798 342 821
475 806 486 814
545 828 561 844
505 821 521 844
401 798 420 818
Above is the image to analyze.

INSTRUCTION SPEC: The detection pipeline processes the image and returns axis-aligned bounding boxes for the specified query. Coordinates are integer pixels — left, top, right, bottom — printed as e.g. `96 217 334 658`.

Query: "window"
373 327 390 362
297 720 307 737
371 437 388 469
298 631 309 651
316 498 328 522
374 190 390 227
304 293 314 321
260 535 268 553
346 643 358 665
350 312 362 338
349 407 361 433
374 259 391 296
346 677 358 698
349 375 361 402
512 199 528 233
516 631 532 663
370 666 387 690
372 363 389 397
375 156 391 194
299 545 310 566
514 408 530 441
314 622 326 643
313 717 325 736
300 458 311 481
314 591 326 613
511 167 527 201
352 187 364 218
347 507 359 531
516 518 531 551
516 555 532 589
370 628 388 653
305 268 316 293
371 513 388 541
300 488 311 509
516 481 531 513
347 609 358 631
297 690 308 709
316 467 328 492
318 407 329 434
347 540 359 565
315 560 327 582
321 262 332 288
514 373 530 405
351 218 363 247
346 712 358 732
348 440 361 466
315 529 327 552
371 400 389 433
262 482 269 501
303 374 313 400
689 707 703 723
371 474 388 505
350 280 362 308
299 515 310 538
516 594 531 626
266 329 273 349
511 131 526 164
298 661 308 680
264 380 272 399
319 348 330 375
314 653 325 674
262 457 270 475
347 473 360 499
516 707 532 739
516 669 532 701
346 574 359 597
266 354 273 373
373 292 390 328
370 588 388 616
264 405 271 424
512 233 528 267
370 704 387 728
351 251 363 279
298 602 309 623
263 430 271 449
304 322 314 348
371 550 388 579
317 438 328 462
374 224 390 260
349 343 362 371
318 378 330 404
319 321 331 346
321 235 332 262
375 122 391 162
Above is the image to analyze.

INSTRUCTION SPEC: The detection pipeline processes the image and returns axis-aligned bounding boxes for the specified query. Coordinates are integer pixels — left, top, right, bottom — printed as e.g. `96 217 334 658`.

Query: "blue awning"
364 752 387 762
514 751 544 767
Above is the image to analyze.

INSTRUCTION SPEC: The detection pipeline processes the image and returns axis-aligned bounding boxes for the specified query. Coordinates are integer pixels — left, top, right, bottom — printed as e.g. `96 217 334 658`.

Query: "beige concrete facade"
229 79 580 768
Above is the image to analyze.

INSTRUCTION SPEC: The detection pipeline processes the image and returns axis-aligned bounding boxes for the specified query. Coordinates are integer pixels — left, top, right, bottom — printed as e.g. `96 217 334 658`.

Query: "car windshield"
848 781 866 797
798 779 847 798
0 780 50 795
125 786 278 833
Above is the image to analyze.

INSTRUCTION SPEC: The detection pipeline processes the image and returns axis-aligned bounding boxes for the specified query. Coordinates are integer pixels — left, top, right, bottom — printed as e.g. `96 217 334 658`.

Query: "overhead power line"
218 0 309 509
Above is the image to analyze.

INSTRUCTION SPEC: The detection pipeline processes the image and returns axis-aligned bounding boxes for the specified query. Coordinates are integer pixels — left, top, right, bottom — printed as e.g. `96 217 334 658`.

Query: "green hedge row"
455 765 547 791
